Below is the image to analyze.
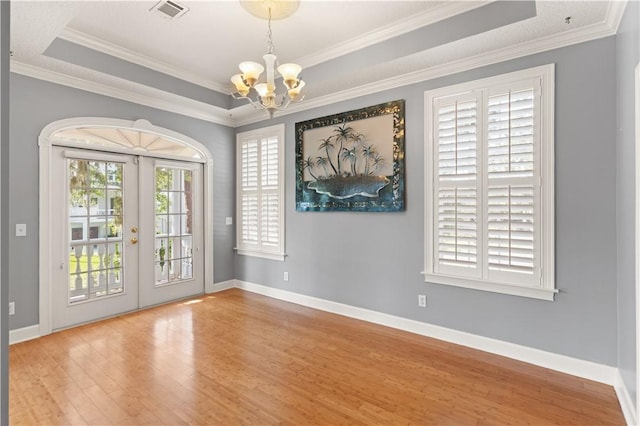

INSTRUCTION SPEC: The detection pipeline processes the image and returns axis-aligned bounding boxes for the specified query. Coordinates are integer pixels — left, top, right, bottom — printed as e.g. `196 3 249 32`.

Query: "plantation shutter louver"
260 136 280 247
486 85 539 285
425 65 554 300
241 139 259 245
434 94 481 278
236 124 285 260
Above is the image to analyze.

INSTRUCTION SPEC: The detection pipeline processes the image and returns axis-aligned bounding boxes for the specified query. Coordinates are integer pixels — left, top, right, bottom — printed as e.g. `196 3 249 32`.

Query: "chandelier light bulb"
238 61 264 87
254 83 270 98
277 63 302 89
288 79 305 100
231 74 250 97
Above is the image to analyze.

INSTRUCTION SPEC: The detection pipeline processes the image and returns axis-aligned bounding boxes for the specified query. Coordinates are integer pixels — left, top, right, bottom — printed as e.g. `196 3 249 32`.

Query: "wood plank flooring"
10 288 624 425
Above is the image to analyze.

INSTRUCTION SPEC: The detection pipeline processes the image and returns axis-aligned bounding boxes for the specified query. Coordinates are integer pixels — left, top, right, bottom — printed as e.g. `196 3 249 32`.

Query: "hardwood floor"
10 288 624 425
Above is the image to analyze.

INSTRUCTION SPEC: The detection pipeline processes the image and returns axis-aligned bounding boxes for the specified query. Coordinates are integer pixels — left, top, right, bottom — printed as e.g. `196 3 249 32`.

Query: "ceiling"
10 0 625 127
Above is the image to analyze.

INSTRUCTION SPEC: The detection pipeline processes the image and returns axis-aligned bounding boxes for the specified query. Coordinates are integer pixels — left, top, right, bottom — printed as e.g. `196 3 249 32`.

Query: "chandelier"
230 1 305 118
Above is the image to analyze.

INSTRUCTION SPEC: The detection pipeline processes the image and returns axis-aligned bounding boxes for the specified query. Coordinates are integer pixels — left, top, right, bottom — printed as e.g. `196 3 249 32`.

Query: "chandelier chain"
266 7 275 55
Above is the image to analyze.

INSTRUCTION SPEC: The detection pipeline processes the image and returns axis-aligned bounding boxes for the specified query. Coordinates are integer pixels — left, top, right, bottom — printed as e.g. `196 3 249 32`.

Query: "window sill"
422 273 557 301
235 248 286 262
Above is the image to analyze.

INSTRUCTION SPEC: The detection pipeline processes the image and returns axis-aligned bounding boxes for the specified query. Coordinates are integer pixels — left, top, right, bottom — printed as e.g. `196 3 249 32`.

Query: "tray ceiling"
10 1 622 126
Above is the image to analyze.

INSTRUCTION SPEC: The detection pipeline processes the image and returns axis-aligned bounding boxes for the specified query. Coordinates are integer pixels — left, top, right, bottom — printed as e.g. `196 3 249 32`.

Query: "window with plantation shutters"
425 65 556 301
236 124 285 261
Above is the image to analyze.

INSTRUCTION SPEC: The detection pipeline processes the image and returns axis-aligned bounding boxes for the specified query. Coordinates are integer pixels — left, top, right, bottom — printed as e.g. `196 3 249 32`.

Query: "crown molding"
230 18 619 127
295 1 492 69
15 2 623 129
58 27 229 94
10 61 234 127
604 0 628 33
59 3 491 82
55 0 625 83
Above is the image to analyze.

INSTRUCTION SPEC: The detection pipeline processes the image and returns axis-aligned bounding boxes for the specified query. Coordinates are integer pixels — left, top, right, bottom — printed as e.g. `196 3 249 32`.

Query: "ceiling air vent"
150 0 189 20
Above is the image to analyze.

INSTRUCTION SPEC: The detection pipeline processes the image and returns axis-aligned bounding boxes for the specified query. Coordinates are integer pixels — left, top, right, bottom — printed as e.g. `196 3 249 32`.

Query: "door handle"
130 237 138 244
131 227 138 233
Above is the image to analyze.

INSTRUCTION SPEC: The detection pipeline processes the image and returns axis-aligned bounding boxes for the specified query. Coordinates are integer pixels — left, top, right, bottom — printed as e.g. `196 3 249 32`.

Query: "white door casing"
635 62 640 423
39 118 214 335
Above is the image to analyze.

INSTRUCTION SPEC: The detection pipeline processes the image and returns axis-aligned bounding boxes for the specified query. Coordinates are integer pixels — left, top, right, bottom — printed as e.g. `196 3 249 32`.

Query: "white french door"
139 158 203 308
51 149 139 329
51 148 203 330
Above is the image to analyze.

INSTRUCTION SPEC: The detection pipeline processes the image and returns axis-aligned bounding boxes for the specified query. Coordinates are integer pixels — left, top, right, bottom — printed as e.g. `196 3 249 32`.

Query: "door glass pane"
68 159 124 304
155 167 193 286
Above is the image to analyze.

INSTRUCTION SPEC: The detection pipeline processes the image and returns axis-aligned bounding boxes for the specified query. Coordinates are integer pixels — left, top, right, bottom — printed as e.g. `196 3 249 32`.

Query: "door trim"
635 62 640 423
38 117 214 335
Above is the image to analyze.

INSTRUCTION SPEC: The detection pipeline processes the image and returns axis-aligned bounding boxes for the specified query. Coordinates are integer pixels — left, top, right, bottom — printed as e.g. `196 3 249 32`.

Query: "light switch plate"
225 217 233 225
16 224 26 237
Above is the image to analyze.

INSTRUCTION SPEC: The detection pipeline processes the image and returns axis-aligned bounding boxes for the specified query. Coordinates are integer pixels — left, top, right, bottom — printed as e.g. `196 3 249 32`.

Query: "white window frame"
424 64 556 301
236 124 286 261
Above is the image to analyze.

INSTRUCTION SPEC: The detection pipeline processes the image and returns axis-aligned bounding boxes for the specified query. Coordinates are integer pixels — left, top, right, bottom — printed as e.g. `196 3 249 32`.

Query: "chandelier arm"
231 92 269 111
276 94 305 110
231 90 304 111
246 97 269 111
275 95 290 111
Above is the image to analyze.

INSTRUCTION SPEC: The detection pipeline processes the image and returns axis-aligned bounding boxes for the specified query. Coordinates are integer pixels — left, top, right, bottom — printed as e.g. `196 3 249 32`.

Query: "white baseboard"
9 324 41 345
235 279 617 386
615 370 638 426
207 280 236 293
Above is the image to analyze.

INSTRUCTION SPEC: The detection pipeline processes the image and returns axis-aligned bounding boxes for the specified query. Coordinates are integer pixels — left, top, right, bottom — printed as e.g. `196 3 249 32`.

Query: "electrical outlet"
283 272 289 281
9 301 15 315
418 295 427 308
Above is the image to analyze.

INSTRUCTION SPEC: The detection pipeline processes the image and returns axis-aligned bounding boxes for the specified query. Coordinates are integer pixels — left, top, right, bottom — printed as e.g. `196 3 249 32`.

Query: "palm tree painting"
304 123 390 199
295 100 405 212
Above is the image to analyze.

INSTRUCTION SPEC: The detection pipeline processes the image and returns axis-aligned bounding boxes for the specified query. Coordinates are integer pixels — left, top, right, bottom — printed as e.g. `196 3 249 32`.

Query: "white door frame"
38 118 215 336
635 62 640 423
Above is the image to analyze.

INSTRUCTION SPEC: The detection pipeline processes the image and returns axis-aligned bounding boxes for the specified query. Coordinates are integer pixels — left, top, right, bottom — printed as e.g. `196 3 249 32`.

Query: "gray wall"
8 74 236 330
617 0 640 410
5 27 625 372
237 37 619 365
